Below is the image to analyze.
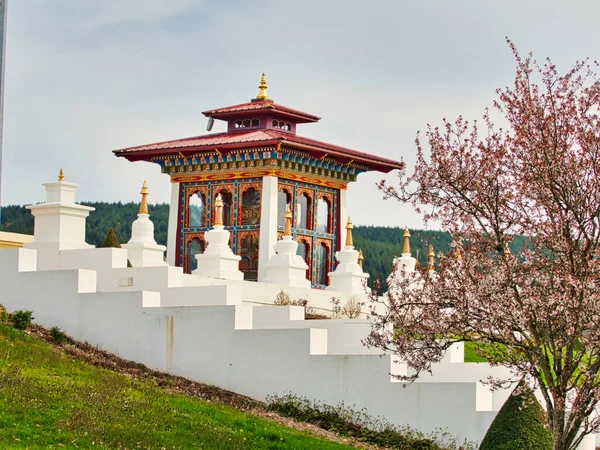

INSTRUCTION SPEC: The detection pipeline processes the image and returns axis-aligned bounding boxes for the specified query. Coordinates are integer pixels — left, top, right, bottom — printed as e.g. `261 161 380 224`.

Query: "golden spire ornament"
256 73 268 100
214 194 224 227
139 181 149 215
283 204 293 237
503 242 511 258
345 218 354 247
455 246 462 262
428 245 435 271
358 249 364 269
402 226 411 255
58 168 64 182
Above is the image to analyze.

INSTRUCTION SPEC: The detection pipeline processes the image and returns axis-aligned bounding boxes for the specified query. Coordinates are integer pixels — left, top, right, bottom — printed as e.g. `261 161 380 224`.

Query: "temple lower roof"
114 128 403 173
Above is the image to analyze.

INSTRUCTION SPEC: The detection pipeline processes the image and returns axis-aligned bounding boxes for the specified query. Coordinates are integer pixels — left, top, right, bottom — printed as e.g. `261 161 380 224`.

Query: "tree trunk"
552 404 569 450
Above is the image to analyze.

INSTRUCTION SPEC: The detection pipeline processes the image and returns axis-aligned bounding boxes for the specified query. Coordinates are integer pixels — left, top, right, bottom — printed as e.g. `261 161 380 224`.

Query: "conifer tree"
480 382 552 450
101 227 132 267
101 227 121 248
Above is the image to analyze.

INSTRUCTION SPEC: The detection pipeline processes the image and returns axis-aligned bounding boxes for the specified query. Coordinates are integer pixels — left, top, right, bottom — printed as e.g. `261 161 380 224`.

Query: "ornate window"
241 187 261 225
276 180 337 287
296 238 309 260
185 237 205 274
296 192 312 230
188 192 206 227
239 232 259 281
216 189 233 226
316 197 331 233
272 120 291 131
297 237 311 280
234 118 260 128
180 179 265 280
316 242 330 286
277 188 292 227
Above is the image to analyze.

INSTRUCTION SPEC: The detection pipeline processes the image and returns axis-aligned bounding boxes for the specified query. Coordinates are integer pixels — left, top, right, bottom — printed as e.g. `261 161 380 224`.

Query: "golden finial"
358 249 364 269
345 218 354 247
503 242 511 258
256 73 268 100
58 168 64 182
428 245 435 271
283 204 292 237
139 181 149 215
214 194 224 227
402 226 411 255
455 246 462 262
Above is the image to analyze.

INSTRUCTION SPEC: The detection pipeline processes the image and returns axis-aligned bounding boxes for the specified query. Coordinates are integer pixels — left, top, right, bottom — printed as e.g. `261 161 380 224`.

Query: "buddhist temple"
114 75 403 287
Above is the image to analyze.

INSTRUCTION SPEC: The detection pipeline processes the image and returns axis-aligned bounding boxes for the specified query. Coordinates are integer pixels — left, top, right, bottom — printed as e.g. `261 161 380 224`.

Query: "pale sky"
2 0 599 228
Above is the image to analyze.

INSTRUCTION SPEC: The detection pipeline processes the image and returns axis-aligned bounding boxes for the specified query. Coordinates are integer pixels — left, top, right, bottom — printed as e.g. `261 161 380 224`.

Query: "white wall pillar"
258 175 278 282
339 188 348 251
166 181 180 266
25 178 95 270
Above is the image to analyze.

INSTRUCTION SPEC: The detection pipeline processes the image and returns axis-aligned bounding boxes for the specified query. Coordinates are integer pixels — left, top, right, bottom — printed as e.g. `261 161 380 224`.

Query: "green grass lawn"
463 342 489 363
0 324 355 450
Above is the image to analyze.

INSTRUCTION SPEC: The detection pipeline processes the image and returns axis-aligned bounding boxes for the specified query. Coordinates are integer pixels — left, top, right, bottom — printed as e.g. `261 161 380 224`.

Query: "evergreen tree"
101 227 132 267
480 382 551 450
102 227 122 248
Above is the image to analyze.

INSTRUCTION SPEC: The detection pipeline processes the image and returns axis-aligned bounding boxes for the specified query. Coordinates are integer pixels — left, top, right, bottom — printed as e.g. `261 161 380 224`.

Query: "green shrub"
0 304 7 324
11 310 34 330
50 326 67 345
479 382 551 450
266 393 475 450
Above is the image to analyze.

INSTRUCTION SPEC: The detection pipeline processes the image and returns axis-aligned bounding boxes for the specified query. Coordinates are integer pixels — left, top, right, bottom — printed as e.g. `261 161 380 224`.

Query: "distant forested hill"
7 203 527 288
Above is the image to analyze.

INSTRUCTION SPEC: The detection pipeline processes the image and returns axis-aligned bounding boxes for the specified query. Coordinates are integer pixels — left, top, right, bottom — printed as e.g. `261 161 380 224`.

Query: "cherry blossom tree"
365 40 600 450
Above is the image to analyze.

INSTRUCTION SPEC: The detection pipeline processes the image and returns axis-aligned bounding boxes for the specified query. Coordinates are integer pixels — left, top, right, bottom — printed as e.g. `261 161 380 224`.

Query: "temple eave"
114 139 282 161
115 141 402 173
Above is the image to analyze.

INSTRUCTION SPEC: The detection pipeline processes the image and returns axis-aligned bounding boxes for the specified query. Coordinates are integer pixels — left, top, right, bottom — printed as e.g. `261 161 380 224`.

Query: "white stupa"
327 218 369 295
263 205 311 287
122 181 167 267
193 194 243 280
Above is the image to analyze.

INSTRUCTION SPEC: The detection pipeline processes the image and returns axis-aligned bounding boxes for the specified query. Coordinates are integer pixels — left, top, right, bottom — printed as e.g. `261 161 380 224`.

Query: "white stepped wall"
252 306 380 355
0 248 96 336
2 246 593 447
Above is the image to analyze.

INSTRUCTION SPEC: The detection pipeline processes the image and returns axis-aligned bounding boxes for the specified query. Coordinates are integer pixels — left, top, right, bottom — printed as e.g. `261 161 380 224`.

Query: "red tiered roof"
202 99 320 123
114 128 403 173
114 80 404 173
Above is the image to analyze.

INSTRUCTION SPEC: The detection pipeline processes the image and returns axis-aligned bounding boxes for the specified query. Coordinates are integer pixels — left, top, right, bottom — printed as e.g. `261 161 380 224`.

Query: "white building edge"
0 172 595 449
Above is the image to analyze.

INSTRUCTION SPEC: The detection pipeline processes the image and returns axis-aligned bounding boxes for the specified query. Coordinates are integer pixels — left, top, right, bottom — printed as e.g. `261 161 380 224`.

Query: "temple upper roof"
202 99 320 124
113 75 404 174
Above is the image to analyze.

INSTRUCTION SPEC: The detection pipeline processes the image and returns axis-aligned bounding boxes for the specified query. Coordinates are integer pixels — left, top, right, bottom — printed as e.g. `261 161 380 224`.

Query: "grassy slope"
0 324 355 450
463 342 490 363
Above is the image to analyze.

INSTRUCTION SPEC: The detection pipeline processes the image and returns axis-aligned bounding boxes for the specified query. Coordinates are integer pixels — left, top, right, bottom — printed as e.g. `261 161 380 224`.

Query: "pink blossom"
368 39 600 450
